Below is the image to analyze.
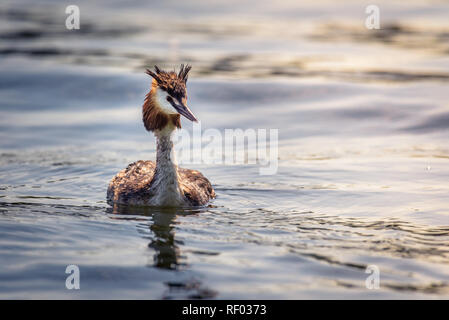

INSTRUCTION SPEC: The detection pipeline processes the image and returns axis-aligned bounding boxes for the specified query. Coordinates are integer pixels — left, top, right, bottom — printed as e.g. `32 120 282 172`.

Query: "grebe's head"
146 64 197 122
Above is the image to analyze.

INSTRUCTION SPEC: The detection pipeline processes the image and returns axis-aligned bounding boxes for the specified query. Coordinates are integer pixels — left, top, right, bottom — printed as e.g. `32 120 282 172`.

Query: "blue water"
0 0 449 299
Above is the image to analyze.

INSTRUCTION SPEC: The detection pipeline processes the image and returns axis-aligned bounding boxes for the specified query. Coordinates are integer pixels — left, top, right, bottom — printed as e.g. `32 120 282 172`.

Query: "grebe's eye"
166 96 173 102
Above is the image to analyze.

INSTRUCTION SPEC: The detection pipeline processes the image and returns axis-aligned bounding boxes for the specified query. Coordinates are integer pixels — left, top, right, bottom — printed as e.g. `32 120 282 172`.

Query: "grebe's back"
107 160 214 206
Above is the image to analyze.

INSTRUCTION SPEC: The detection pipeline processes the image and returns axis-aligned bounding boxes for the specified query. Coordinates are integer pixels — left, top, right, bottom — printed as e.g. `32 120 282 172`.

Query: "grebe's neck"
155 125 178 173
143 80 185 205
149 125 185 205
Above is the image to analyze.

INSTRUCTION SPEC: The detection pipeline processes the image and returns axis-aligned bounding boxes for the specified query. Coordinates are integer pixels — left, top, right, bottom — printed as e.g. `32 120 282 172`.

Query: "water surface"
1 0 449 299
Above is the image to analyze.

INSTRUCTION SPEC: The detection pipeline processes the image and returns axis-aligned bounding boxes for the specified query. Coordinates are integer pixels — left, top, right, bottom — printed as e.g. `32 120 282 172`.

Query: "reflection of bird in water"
147 209 181 270
109 204 217 298
109 204 184 269
107 65 215 207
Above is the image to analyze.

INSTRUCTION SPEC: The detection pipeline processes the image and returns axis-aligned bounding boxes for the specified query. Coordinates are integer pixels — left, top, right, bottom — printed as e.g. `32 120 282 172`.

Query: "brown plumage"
142 79 181 132
107 64 215 207
145 64 191 96
107 160 215 206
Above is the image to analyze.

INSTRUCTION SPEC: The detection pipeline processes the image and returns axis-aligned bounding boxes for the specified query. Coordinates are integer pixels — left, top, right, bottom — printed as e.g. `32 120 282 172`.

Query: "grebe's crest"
143 64 197 132
146 64 191 102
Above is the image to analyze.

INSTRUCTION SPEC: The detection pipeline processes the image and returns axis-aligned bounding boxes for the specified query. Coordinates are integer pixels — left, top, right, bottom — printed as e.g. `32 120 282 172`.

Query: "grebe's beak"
170 97 198 122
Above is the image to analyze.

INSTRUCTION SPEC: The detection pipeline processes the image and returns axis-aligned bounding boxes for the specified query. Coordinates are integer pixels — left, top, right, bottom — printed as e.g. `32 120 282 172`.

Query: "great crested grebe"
107 64 215 206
